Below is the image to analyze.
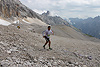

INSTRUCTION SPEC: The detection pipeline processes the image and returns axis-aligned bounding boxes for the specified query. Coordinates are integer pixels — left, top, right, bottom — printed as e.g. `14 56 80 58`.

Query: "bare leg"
48 40 51 48
43 41 48 49
45 41 48 46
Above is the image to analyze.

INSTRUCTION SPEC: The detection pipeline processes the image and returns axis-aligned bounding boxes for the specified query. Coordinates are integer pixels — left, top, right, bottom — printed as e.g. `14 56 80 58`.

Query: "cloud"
33 9 59 16
27 0 32 3
20 0 100 19
33 9 47 14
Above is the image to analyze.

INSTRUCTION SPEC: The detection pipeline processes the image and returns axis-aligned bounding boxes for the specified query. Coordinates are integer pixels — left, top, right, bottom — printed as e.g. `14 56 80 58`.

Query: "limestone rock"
0 0 42 20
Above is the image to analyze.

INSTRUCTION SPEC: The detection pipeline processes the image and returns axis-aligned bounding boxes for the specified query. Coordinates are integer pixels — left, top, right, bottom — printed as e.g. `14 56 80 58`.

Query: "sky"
20 0 100 19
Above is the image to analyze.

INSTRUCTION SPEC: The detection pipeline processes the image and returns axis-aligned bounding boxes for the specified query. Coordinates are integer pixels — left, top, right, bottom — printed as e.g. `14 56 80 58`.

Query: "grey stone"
52 61 58 66
69 64 75 67
83 65 87 67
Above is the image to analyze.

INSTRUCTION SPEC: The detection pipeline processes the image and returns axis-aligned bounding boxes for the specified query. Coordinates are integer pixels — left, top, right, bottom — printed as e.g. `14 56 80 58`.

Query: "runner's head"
48 26 51 30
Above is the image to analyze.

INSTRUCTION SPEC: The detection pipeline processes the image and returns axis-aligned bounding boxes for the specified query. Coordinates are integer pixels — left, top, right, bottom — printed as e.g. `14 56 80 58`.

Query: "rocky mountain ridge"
0 0 42 20
41 11 70 26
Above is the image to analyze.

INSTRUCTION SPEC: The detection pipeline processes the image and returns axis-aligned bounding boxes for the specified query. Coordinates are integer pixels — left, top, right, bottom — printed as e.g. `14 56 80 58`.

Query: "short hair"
48 26 51 28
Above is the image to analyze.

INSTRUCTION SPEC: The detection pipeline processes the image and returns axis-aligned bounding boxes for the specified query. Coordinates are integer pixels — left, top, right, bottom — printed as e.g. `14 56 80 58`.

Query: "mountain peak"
42 11 50 16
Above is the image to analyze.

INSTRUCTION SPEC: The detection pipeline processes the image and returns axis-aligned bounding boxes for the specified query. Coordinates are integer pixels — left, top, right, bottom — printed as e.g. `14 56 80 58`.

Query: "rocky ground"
0 23 100 67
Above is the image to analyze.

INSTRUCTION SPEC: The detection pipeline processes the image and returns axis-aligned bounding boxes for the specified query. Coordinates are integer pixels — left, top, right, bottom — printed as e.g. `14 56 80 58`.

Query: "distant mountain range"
69 16 100 39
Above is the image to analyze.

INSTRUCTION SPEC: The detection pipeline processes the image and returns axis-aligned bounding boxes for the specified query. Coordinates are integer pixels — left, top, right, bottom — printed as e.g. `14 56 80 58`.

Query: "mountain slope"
34 25 88 40
0 24 100 67
19 22 100 42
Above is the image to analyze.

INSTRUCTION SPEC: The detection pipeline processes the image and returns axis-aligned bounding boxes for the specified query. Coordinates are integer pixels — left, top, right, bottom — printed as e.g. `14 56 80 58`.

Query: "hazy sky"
20 0 100 19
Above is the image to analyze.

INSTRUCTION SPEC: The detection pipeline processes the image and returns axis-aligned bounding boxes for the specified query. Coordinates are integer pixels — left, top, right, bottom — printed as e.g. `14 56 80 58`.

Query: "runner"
42 26 54 50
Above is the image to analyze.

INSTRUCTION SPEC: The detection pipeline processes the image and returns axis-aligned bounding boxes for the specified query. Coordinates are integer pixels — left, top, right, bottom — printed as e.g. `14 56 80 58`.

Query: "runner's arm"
51 30 54 35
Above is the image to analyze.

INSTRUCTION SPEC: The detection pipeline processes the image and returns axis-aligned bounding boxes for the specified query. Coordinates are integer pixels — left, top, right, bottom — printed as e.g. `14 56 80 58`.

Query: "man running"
42 26 54 50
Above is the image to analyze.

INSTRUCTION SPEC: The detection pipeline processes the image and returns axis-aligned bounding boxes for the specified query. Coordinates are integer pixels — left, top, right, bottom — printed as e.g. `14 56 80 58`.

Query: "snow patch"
26 17 48 26
13 20 20 24
0 19 11 26
22 19 30 24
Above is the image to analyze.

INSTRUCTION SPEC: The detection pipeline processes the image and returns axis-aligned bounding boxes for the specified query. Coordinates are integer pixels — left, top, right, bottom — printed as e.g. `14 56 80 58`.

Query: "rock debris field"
0 24 100 67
